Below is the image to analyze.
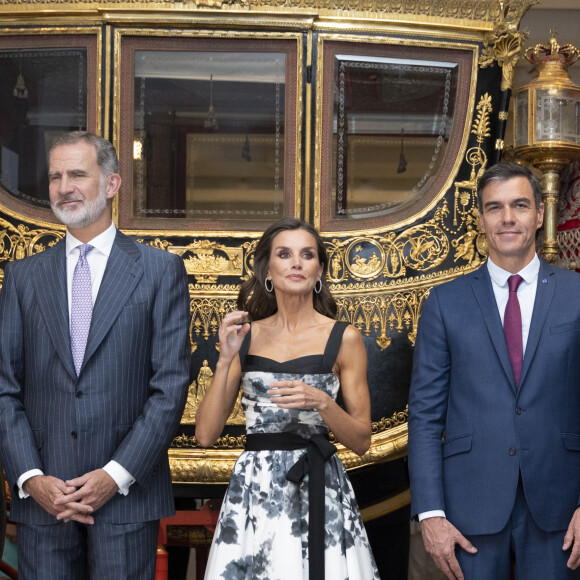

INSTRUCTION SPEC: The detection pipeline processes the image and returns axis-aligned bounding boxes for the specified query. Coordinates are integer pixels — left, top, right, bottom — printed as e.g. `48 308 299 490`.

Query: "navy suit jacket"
0 230 190 525
408 259 580 535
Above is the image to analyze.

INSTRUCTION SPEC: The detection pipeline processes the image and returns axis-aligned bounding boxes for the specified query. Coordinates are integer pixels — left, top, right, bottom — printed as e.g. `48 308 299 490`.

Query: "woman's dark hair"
237 218 337 321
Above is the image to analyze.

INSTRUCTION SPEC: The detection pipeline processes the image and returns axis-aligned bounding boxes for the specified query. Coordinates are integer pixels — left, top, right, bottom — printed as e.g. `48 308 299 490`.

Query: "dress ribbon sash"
245 432 337 580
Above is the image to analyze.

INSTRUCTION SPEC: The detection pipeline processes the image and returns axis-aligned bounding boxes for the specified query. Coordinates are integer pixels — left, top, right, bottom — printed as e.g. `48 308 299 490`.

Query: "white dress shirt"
18 222 135 498
487 254 539 356
418 255 540 522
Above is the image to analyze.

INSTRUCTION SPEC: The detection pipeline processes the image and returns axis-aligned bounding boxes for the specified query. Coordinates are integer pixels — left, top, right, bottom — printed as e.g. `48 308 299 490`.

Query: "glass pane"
0 48 87 208
536 88 580 144
332 55 458 219
132 50 285 220
514 90 529 147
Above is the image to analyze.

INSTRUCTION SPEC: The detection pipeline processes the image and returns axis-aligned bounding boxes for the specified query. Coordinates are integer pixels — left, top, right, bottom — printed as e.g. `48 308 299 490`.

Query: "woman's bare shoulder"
341 323 363 344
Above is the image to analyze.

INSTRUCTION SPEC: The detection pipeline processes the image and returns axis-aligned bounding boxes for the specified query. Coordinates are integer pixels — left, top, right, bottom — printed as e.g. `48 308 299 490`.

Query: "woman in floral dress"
196 218 380 580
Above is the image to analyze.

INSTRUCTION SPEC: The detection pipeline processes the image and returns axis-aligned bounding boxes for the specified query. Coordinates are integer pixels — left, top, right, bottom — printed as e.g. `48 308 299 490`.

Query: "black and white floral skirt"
204 447 380 580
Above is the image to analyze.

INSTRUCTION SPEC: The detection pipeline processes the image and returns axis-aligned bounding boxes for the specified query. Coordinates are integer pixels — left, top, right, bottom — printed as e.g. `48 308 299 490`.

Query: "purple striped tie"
504 274 524 387
71 244 94 375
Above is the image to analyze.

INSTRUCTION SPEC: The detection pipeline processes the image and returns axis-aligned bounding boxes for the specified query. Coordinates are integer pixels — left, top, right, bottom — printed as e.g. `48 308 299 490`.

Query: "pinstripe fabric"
17 522 87 579
87 520 158 579
0 230 191 528
18 520 158 580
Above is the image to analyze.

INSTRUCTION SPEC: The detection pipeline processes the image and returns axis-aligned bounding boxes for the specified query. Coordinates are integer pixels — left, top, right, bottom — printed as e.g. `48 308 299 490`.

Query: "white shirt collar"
65 221 117 258
487 254 540 288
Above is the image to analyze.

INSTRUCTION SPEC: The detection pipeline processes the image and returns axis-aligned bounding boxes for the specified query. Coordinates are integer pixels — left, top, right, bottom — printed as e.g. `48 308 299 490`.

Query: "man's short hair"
49 131 119 177
477 162 542 211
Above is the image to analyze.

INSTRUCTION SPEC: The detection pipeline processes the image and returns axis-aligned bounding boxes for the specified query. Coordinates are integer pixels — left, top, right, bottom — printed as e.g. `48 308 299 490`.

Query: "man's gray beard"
51 185 108 229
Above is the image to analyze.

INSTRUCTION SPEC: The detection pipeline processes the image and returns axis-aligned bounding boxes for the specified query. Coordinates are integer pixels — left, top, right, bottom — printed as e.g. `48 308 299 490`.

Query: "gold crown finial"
525 30 579 69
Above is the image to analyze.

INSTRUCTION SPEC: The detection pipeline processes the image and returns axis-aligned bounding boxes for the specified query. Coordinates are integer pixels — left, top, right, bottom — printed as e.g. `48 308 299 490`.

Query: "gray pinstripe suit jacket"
0 230 191 525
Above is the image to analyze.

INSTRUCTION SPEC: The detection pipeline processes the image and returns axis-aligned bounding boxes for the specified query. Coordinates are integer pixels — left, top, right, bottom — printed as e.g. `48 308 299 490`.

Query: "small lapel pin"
542 278 548 284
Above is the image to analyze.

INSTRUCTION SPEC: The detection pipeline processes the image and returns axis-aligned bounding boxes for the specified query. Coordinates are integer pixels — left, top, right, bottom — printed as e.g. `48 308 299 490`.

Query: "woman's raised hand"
218 311 250 363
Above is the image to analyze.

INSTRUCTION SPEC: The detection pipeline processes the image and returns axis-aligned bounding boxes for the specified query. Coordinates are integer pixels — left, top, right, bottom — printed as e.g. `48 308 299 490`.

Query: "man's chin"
52 207 90 229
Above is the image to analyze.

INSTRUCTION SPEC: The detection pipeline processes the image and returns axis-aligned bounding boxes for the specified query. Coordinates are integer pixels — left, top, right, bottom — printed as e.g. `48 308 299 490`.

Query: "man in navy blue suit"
409 162 580 579
0 132 191 578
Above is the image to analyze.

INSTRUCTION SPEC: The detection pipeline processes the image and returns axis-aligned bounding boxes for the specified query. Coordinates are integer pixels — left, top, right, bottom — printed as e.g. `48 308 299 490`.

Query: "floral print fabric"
204 364 380 579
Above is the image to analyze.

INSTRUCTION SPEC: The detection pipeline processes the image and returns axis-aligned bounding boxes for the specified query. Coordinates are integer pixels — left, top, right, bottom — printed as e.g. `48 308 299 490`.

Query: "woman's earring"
265 278 274 293
314 279 322 294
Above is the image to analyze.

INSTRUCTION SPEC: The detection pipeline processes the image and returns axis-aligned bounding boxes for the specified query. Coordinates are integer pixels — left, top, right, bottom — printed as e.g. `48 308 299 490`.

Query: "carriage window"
0 47 88 209
117 36 300 231
317 40 474 232
332 55 457 219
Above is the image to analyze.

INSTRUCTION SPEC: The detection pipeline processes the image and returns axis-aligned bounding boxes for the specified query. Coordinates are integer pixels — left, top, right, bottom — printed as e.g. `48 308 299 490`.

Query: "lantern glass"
515 90 529 147
536 88 580 144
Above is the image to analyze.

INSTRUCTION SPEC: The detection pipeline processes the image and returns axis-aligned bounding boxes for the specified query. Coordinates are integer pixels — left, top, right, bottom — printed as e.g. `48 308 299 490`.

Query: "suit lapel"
471 263 517 391
519 259 556 389
33 240 77 379
81 231 143 373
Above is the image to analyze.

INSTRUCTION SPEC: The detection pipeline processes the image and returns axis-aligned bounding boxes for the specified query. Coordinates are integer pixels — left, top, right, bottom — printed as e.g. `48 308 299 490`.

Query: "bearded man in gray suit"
0 131 191 579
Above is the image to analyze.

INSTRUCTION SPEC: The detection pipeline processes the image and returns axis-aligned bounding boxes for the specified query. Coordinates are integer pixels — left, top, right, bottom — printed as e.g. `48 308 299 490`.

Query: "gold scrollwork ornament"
170 240 243 284
479 0 538 91
438 91 494 268
0 218 63 264
346 239 385 280
336 288 429 350
190 297 233 341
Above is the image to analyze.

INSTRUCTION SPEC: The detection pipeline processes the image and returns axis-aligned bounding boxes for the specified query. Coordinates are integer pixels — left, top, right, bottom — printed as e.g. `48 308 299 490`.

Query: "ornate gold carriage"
0 0 537 571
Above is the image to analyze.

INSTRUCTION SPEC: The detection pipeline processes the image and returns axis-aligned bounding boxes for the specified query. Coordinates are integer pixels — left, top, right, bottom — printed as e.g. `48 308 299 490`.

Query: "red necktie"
504 274 524 387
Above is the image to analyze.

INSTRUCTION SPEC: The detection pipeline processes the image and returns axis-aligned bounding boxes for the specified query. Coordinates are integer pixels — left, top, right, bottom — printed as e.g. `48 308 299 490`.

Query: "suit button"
71 431 78 439
76 391 84 398
509 448 516 456
515 407 523 415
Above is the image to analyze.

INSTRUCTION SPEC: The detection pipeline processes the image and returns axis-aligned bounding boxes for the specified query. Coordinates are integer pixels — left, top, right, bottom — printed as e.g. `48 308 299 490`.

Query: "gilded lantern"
513 32 580 263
